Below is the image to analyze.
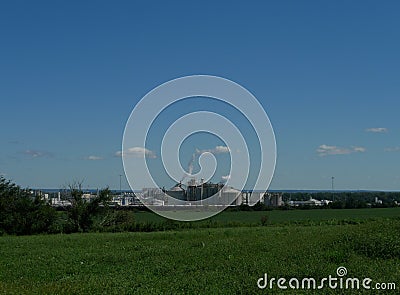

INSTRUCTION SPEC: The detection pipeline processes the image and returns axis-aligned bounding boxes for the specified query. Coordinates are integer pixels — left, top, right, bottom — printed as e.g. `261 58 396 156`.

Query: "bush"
100 210 135 232
63 182 112 232
0 177 57 235
260 214 269 226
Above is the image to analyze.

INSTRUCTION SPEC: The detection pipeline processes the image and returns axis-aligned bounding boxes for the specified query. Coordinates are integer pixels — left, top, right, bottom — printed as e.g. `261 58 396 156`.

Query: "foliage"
63 181 111 232
98 209 136 232
2 176 400 236
282 191 400 208
0 176 57 235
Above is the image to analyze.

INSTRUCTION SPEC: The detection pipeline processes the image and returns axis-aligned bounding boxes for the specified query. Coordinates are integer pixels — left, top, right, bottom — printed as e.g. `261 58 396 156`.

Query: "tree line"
1 176 399 235
282 191 400 209
0 177 132 235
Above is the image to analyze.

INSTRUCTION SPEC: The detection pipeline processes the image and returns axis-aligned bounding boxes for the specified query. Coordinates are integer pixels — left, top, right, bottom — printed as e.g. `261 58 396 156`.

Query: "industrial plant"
140 178 244 206
34 179 287 208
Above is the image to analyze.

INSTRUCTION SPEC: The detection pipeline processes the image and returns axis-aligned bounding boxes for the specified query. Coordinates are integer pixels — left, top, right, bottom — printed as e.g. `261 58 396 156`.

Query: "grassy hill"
1 209 399 294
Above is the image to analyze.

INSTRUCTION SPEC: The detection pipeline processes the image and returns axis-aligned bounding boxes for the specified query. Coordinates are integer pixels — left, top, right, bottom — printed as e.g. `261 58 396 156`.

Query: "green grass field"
134 207 400 226
1 208 399 294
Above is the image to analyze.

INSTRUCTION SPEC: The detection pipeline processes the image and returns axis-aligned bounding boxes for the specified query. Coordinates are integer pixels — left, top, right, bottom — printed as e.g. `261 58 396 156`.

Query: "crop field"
134 207 400 226
1 208 400 294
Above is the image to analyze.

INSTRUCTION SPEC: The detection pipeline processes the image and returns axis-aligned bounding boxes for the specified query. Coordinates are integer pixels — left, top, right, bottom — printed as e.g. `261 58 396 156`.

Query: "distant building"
160 179 242 206
263 193 283 207
51 192 72 207
288 197 331 207
140 187 165 205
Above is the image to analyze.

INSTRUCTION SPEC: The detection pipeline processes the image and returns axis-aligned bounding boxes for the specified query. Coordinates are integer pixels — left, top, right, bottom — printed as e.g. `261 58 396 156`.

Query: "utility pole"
119 174 122 197
200 178 204 206
331 176 335 202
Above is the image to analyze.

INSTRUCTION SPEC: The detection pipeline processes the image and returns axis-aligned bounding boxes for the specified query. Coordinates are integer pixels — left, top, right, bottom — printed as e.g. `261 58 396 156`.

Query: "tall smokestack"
181 151 198 182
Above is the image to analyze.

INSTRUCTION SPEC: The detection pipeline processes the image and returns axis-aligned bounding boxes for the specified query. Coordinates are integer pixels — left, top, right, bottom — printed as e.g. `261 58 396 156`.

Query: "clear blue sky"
1 1 399 190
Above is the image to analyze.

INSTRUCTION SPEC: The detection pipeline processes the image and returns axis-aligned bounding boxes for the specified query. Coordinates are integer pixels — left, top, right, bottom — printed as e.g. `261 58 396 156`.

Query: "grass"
0 212 400 294
134 207 400 226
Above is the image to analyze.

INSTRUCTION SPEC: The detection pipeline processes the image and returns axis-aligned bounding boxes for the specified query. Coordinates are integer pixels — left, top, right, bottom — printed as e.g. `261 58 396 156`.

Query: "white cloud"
115 147 157 158
85 155 103 161
366 127 388 133
353 146 366 153
24 150 43 158
316 144 366 157
198 145 230 154
221 175 230 181
316 145 349 156
214 145 230 153
23 150 52 158
384 147 400 152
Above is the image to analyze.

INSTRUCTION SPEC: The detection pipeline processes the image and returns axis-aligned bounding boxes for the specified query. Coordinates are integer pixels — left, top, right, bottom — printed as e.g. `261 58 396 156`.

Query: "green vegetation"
63 181 111 233
0 177 56 235
2 176 400 235
1 176 399 294
0 177 116 235
134 207 400 227
0 218 399 294
282 191 400 208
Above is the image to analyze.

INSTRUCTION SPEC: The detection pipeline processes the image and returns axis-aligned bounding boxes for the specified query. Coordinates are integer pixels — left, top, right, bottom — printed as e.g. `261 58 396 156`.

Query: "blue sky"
1 1 399 190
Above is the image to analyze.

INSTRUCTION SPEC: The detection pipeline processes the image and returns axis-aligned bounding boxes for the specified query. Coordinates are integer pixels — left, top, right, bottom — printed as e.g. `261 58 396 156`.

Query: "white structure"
51 192 72 207
263 193 283 207
288 197 331 207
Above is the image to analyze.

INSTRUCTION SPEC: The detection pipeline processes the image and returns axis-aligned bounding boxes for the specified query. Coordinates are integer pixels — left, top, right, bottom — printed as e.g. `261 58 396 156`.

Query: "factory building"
263 192 283 207
288 198 331 207
163 179 242 206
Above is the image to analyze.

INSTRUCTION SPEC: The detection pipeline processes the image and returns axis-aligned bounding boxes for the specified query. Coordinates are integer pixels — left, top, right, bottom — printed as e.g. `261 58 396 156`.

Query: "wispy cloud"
180 146 231 180
213 145 230 154
384 147 400 152
353 146 366 153
221 175 230 181
22 149 53 158
115 147 157 158
365 127 388 133
198 145 230 154
85 155 104 161
316 145 366 157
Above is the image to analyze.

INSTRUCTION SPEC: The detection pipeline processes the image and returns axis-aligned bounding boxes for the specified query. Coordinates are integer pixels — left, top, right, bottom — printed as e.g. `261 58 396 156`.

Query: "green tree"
0 176 57 235
64 181 111 232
